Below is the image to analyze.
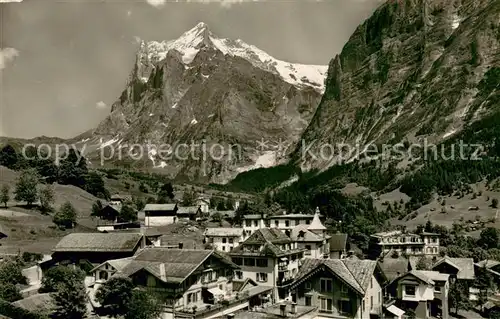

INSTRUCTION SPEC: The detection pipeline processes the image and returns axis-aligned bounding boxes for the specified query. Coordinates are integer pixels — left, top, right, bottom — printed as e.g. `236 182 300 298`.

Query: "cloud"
146 0 166 8
145 0 262 9
0 48 19 70
96 101 107 109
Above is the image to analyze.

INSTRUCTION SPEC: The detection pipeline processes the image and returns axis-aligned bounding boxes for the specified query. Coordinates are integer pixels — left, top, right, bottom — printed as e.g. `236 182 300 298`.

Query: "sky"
0 0 383 139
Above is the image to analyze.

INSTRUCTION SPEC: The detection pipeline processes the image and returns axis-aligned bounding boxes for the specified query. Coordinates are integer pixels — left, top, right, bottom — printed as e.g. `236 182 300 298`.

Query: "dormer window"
298 231 305 238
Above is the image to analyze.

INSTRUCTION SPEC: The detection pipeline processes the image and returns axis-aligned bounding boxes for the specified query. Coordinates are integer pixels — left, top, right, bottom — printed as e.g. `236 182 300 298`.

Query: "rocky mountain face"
296 0 500 171
85 23 326 183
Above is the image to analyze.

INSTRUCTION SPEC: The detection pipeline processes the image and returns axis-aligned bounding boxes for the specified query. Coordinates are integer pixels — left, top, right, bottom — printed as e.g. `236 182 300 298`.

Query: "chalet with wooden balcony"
89 248 271 318
289 210 330 259
387 270 450 319
288 257 386 318
229 228 305 302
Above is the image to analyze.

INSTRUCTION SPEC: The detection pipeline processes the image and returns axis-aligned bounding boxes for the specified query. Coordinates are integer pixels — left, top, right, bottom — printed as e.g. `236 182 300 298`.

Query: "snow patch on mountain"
137 22 327 92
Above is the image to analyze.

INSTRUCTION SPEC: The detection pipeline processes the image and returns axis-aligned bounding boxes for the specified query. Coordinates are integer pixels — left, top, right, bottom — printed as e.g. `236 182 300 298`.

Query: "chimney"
291 302 297 314
178 242 184 249
227 314 235 319
280 304 287 317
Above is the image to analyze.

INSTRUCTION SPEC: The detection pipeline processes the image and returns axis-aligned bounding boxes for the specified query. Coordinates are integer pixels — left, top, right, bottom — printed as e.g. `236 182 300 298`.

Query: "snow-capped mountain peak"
137 22 328 92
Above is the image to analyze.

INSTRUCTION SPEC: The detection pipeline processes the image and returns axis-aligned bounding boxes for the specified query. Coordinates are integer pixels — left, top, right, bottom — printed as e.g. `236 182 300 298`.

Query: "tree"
157 182 174 203
0 144 18 169
125 290 164 319
0 184 9 207
52 268 87 319
95 277 135 317
53 201 77 229
84 171 110 199
40 265 85 293
14 169 39 206
134 197 145 211
492 198 499 208
91 199 103 217
476 265 495 311
182 187 197 206
449 280 470 314
38 184 55 213
0 283 22 302
118 203 137 223
138 183 149 193
57 148 88 187
0 261 28 285
211 212 223 226
478 227 499 249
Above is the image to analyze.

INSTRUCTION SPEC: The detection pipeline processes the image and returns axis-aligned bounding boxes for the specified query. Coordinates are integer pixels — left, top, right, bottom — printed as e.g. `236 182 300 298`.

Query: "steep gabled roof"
289 225 323 242
308 209 326 231
205 227 243 237
433 257 475 280
53 233 143 252
290 258 379 296
144 203 177 211
113 248 238 284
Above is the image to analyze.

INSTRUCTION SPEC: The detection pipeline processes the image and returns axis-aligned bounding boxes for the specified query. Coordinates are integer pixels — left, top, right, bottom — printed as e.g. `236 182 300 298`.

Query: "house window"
229 238 234 244
222 246 226 251
222 238 227 243
253 221 258 227
370 296 373 310
319 297 332 313
244 258 255 267
98 271 108 280
305 296 311 306
147 276 156 287
245 220 251 227
363 300 365 312
340 283 348 295
306 219 310 225
294 220 298 226
320 278 332 292
256 273 268 282
305 245 311 256
405 285 416 296
230 247 233 251
187 292 198 304
371 278 373 289
305 282 311 290
285 220 290 227
233 257 242 265
339 300 351 315
235 271 243 280
275 220 279 227
435 286 441 293
257 259 268 268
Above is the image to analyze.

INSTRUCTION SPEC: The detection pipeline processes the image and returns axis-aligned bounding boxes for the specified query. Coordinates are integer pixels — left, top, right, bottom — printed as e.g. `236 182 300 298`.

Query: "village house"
329 233 349 259
242 214 267 239
197 197 210 214
229 228 306 302
387 270 450 319
109 194 132 205
289 212 330 259
144 203 179 226
45 232 150 271
268 212 316 235
369 231 440 258
431 257 476 299
204 228 244 252
177 205 204 221
288 257 387 319
89 248 272 319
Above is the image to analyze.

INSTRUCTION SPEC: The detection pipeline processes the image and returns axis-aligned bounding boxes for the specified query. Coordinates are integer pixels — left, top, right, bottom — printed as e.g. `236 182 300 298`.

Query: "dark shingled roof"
115 248 237 283
53 233 143 252
177 206 201 215
12 293 54 313
329 233 348 251
378 257 410 282
291 258 378 295
230 228 302 258
433 257 475 280
144 203 177 211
